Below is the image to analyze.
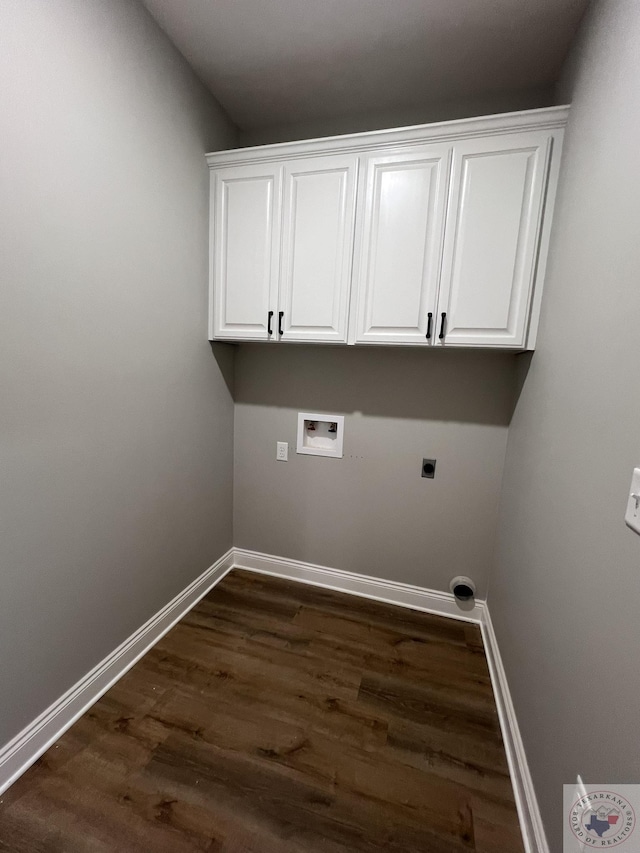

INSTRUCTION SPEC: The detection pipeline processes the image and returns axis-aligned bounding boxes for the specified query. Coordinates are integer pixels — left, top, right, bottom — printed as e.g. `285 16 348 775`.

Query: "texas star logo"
570 790 636 847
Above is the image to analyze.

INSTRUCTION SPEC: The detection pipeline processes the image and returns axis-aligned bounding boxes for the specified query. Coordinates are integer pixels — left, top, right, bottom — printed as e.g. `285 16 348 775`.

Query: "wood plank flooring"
0 570 524 852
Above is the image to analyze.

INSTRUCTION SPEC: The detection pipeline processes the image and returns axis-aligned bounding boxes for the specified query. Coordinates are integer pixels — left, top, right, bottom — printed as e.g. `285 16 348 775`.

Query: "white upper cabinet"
280 155 358 342
353 147 450 344
207 107 567 348
436 131 552 348
210 163 281 340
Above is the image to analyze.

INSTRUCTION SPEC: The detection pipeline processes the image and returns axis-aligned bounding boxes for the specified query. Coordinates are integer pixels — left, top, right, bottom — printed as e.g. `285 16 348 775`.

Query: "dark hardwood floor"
0 570 524 852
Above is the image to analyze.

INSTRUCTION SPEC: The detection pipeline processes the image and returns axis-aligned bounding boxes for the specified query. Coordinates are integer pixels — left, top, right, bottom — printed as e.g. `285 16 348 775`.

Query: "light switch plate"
624 467 640 535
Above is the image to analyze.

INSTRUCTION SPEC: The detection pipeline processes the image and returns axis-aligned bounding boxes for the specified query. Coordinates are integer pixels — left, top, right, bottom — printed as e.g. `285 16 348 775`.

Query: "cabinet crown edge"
205 105 569 167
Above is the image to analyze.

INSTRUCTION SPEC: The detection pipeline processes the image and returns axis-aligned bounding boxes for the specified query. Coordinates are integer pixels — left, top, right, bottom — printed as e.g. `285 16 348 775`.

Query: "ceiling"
142 0 588 132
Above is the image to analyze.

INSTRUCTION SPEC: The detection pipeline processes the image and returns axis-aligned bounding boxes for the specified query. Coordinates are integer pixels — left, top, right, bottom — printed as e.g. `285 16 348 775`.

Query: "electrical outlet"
276 441 288 462
422 458 436 478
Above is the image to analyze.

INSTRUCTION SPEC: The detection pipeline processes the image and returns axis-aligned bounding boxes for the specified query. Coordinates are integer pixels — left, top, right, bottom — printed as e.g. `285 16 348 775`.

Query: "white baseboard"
0 544 547 853
480 606 549 853
0 548 235 797
232 548 485 623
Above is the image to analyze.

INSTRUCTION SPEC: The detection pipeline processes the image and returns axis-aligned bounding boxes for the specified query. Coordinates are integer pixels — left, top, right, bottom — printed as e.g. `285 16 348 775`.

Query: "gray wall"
234 345 516 595
489 0 640 847
0 0 237 747
239 85 556 146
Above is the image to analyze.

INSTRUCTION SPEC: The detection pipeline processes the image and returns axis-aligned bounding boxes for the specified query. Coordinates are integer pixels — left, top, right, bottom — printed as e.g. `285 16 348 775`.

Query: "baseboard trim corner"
480 606 549 853
231 548 485 623
0 548 235 797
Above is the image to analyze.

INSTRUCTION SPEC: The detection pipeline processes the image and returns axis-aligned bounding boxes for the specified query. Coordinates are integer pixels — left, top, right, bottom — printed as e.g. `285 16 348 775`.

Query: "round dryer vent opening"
449 576 476 601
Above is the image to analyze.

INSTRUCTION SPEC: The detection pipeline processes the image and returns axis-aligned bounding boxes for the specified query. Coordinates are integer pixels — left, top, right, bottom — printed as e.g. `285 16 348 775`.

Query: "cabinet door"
436 132 552 347
353 146 450 344
279 155 358 342
210 163 281 340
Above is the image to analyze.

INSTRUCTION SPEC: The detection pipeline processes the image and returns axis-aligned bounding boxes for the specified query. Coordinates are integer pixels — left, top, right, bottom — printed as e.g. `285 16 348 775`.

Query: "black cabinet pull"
426 312 433 340
439 312 447 340
267 310 273 336
278 311 284 336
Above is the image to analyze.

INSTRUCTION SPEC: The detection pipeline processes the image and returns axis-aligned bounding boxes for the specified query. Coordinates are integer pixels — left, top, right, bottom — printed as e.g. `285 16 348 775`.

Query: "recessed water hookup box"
296 412 344 458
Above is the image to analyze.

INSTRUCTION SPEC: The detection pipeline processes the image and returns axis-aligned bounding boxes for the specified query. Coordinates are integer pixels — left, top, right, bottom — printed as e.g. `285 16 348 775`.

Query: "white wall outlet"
624 467 640 535
276 441 288 462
